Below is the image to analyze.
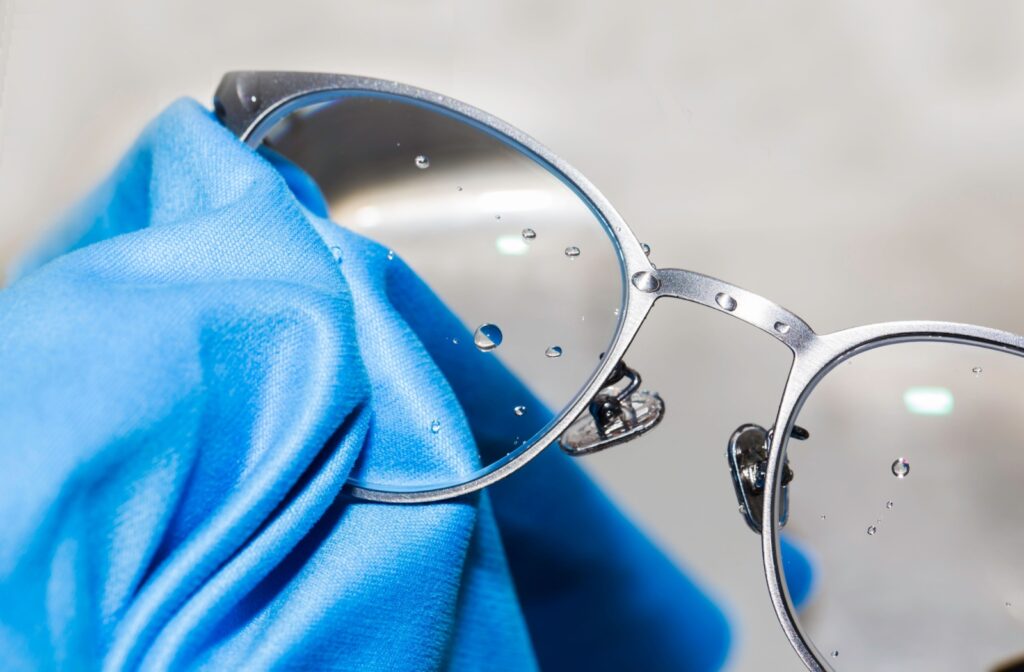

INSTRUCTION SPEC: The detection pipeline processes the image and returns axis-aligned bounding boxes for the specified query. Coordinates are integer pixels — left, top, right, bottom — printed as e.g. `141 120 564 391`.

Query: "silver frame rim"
214 71 658 505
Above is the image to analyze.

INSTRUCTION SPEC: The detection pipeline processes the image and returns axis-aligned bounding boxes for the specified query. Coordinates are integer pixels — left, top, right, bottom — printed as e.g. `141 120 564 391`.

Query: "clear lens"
263 94 625 490
783 341 1024 670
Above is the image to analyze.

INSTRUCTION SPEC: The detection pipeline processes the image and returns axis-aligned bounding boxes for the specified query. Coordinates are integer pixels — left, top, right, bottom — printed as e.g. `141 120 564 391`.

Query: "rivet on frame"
715 292 738 311
631 271 661 293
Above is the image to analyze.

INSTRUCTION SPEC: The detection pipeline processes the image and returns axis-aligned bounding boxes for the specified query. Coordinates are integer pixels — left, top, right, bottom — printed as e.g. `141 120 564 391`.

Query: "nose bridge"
557 268 818 458
649 267 818 354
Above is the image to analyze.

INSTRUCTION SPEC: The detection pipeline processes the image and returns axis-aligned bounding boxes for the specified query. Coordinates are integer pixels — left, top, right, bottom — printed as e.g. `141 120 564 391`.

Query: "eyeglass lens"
263 95 626 490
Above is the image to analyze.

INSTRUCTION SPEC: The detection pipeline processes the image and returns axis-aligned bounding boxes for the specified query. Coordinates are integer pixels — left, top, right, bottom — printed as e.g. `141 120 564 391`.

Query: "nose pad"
727 423 805 534
559 359 664 456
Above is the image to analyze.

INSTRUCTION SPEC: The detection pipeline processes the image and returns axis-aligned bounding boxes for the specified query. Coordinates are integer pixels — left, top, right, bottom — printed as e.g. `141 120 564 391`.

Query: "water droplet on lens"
430 419 441 433
820 514 827 520
495 214 502 220
522 228 536 240
831 650 839 658
414 155 430 169
774 321 790 334
613 307 621 317
514 405 527 416
891 457 910 479
386 250 395 261
329 246 343 262
473 323 503 351
565 246 581 258
972 366 983 376
456 185 463 192
451 337 459 345
867 525 877 535
545 345 563 358
1007 601 1013 607
641 242 651 255
715 292 738 311
886 500 894 510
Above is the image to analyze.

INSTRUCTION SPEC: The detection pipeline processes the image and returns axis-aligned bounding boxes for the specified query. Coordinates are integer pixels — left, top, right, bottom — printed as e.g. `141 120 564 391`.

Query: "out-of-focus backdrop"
4 2 1024 669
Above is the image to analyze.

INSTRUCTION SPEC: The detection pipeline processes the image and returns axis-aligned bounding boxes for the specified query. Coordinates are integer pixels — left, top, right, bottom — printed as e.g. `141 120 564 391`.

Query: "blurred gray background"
4 1 1024 669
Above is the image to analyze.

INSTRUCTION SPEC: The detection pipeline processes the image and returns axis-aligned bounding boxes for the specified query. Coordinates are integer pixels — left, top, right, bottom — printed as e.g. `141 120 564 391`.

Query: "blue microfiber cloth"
0 98 811 671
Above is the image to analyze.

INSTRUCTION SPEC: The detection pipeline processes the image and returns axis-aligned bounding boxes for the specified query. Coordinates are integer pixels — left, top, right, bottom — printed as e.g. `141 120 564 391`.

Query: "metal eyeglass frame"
213 71 1024 671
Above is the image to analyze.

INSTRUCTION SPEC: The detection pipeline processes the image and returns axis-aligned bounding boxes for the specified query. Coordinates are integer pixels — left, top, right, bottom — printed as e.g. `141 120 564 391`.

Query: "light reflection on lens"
476 188 553 212
902 386 954 415
495 235 529 256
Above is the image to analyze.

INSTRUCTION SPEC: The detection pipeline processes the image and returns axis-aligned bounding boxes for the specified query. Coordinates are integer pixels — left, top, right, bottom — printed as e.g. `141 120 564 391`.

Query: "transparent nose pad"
727 423 806 534
559 359 665 456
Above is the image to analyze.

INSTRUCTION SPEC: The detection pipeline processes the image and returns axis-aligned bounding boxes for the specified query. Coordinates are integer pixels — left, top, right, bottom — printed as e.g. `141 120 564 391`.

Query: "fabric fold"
0 97 779 671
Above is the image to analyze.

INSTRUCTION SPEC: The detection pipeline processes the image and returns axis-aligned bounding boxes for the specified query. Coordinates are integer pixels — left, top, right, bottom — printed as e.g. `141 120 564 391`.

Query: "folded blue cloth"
0 98 810 670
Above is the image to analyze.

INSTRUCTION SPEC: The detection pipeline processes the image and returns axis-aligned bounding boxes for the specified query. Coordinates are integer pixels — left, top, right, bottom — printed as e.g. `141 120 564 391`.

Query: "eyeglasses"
214 71 1024 671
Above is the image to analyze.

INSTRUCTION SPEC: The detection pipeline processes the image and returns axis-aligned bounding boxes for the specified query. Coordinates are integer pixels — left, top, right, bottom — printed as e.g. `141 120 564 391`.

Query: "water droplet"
414 155 430 169
972 366 983 376
1007 601 1013 607
774 321 790 335
495 214 502 220
430 420 441 433
451 337 459 345
831 650 839 658
329 246 343 263
545 345 563 358
386 250 395 261
631 271 660 292
715 292 738 311
613 307 621 317
641 242 651 256
886 500 894 510
565 246 581 258
867 525 877 536
820 514 827 520
473 323 503 351
891 457 910 479
456 185 463 192
514 405 527 416
522 228 536 240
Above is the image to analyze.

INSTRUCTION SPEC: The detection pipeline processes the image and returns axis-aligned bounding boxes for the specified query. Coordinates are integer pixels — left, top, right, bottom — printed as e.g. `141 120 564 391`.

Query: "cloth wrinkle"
0 96 820 672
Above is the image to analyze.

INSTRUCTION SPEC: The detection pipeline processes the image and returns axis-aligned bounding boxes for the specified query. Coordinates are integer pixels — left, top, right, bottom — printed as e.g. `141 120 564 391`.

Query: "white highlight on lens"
477 189 553 213
902 386 954 416
353 206 383 228
495 235 529 256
